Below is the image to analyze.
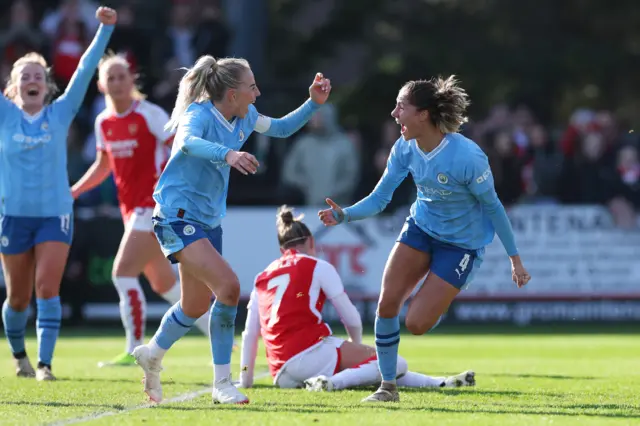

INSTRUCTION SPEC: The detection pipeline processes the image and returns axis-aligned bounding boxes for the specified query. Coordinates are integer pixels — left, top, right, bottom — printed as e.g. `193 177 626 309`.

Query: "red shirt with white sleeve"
95 100 174 222
242 249 360 379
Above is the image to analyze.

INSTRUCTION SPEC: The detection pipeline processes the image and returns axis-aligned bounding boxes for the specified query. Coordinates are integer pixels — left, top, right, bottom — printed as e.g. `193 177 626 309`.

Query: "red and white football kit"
240 249 363 388
95 100 174 232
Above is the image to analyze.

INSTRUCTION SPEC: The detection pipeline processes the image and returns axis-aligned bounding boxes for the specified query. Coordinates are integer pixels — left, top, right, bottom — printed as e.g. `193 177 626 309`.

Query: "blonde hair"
166 55 251 131
402 75 470 134
276 205 312 249
98 52 146 109
4 52 58 103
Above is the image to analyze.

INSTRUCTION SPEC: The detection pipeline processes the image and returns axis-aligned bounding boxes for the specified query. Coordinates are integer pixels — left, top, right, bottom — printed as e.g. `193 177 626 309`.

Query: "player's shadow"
55 377 209 387
151 402 640 419
4 400 126 410
490 373 597 380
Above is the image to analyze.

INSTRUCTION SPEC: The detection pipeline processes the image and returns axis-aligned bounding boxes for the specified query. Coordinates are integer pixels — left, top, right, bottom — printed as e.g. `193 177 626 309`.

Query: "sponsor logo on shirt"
13 133 52 148
476 167 492 184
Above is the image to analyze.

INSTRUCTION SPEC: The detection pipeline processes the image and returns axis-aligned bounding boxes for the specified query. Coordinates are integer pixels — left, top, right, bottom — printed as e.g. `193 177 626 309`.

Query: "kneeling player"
239 206 475 392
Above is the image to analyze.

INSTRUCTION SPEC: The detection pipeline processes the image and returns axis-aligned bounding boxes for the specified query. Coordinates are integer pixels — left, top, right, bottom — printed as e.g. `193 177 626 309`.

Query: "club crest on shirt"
107 128 113 137
437 173 448 184
129 123 138 135
239 130 244 142
41 121 48 131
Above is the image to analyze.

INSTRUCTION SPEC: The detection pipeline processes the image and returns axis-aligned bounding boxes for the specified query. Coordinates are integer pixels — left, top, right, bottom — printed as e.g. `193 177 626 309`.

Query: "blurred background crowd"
3 0 639 227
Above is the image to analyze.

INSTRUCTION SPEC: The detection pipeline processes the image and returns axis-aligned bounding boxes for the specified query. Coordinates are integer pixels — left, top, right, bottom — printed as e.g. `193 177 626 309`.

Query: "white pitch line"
46 372 271 426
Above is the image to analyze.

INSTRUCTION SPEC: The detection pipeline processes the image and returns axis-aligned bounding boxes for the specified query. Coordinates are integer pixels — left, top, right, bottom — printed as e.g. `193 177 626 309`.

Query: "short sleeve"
140 102 174 143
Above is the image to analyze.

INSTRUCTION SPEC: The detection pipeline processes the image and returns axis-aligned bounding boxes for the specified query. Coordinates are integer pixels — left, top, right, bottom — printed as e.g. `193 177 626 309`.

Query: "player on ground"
319 76 531 403
0 7 116 381
71 53 209 368
131 55 332 404
239 206 475 392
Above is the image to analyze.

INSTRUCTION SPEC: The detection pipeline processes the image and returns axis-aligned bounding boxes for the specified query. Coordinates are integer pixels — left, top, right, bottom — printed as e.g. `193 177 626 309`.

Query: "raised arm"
239 288 261 388
316 260 363 343
55 9 116 116
253 72 331 138
253 99 321 138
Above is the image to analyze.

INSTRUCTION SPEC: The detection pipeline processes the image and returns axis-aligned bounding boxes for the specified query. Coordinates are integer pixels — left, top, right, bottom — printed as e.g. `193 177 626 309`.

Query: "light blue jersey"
0 24 114 217
344 132 518 256
154 99 321 229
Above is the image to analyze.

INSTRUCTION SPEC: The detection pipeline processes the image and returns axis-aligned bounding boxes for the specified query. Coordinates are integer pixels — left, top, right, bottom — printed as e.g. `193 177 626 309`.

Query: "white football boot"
132 345 163 403
212 375 249 404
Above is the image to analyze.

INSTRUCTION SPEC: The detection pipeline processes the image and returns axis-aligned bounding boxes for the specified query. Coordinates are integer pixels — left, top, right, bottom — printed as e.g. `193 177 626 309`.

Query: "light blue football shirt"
344 132 518 256
0 24 114 217
154 99 321 229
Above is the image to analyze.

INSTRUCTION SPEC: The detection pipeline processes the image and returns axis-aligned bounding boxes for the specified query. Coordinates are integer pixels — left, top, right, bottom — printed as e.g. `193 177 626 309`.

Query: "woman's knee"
404 311 440 336
112 257 139 278
377 278 404 318
181 298 210 319
35 279 60 299
6 292 31 311
216 273 240 305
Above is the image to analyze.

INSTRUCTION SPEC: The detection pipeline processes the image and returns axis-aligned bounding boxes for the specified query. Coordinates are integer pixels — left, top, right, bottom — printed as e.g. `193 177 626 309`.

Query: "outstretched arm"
253 99 321 138
337 141 409 223
253 72 331 138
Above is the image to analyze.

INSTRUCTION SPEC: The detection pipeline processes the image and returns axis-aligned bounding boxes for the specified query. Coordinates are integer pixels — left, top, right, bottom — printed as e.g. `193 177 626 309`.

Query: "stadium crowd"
2 0 638 228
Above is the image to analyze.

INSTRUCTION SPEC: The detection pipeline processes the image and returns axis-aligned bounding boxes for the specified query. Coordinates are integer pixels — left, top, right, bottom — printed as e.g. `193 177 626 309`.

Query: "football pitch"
1 325 638 426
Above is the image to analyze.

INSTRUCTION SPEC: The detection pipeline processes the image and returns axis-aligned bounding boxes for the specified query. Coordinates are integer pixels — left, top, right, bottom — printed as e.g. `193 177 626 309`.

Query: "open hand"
225 151 259 175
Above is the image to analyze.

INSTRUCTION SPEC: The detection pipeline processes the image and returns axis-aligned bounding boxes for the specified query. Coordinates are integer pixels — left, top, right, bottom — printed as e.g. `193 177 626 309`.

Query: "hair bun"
279 210 294 225
276 205 297 227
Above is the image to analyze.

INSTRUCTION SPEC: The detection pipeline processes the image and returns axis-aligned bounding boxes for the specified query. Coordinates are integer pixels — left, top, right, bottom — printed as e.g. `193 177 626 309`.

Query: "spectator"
559 130 618 205
0 0 44 75
192 0 230 60
41 0 93 87
522 124 563 202
281 103 360 206
489 130 524 205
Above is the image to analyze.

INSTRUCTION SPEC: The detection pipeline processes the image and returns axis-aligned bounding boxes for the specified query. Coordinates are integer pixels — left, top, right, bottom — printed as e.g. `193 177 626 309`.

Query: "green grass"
1 327 639 425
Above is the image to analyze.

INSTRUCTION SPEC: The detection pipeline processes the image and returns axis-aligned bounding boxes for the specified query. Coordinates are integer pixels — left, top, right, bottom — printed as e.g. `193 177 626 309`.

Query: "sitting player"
239 206 475 391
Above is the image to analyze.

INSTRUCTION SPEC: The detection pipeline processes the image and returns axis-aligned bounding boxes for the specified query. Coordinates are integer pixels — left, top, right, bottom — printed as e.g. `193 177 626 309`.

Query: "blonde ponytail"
165 55 251 132
165 55 218 131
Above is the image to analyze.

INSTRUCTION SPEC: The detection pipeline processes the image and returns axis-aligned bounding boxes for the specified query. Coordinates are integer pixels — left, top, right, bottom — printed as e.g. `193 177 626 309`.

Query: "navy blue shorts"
152 216 222 264
397 218 483 289
0 214 74 255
